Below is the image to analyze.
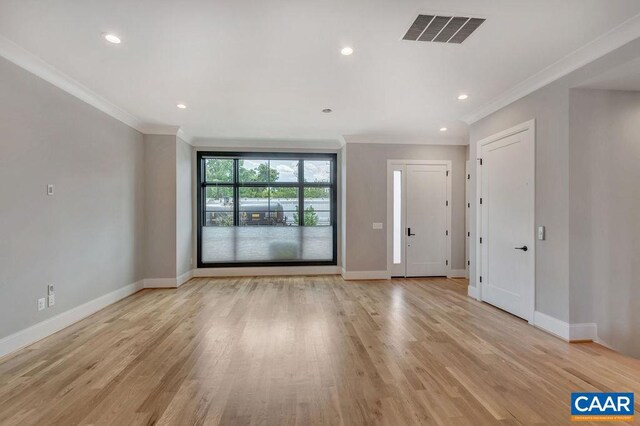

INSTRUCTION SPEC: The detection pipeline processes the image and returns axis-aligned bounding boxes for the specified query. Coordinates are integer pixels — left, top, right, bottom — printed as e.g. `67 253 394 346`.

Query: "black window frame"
197 151 338 268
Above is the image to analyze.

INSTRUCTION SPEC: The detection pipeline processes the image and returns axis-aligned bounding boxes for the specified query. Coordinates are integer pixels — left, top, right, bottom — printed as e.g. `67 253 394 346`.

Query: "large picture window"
197 152 337 267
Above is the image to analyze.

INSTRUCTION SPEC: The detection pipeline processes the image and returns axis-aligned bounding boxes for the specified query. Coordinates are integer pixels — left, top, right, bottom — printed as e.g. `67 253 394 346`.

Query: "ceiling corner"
0 33 149 134
462 12 640 125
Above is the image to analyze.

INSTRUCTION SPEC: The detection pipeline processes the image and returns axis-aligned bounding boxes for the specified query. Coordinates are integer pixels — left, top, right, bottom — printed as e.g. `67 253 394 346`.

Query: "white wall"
344 143 467 273
569 88 640 357
0 56 145 339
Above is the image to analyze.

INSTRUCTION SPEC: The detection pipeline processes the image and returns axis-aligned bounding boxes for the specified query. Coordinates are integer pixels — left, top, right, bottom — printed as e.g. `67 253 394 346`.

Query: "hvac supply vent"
403 14 485 44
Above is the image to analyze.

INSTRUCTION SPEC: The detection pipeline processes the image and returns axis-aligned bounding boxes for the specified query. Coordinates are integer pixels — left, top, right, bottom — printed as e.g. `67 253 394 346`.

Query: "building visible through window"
197 152 337 267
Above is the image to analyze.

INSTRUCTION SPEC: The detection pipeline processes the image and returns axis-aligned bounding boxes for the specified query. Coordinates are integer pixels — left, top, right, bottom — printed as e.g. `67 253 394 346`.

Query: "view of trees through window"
202 156 332 228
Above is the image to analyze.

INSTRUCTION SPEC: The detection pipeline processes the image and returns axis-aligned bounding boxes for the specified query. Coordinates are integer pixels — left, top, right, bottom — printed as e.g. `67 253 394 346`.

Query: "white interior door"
406 164 448 277
480 127 534 321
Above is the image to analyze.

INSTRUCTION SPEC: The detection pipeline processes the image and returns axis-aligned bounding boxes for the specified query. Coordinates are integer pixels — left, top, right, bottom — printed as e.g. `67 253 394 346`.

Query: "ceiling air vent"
403 14 485 44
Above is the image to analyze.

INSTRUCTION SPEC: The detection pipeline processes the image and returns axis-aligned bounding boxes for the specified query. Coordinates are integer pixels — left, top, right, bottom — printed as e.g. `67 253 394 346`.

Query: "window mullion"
233 159 239 226
298 160 305 226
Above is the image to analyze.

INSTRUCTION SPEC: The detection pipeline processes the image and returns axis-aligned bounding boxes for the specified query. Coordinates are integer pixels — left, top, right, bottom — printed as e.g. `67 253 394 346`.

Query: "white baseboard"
0 280 143 360
176 270 193 287
533 311 597 342
569 322 598 341
143 278 178 288
467 285 479 300
341 269 391 280
534 311 570 340
448 269 467 278
193 265 341 278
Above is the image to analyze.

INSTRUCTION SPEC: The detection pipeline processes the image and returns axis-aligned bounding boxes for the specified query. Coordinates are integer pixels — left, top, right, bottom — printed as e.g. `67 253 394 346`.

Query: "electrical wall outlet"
372 222 383 230
48 294 55 307
47 184 55 196
37 298 46 311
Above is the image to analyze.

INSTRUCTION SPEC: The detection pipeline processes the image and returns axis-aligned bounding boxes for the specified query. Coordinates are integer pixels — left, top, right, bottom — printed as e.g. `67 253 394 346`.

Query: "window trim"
196 151 338 268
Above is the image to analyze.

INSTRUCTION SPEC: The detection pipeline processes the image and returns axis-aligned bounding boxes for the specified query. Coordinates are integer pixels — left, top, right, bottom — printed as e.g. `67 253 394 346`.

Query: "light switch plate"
537 226 545 241
372 222 383 230
47 184 54 196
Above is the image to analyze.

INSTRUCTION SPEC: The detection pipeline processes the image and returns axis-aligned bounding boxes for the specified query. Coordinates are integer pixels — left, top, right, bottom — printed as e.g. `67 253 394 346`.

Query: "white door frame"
465 160 470 279
386 159 452 278
475 119 536 323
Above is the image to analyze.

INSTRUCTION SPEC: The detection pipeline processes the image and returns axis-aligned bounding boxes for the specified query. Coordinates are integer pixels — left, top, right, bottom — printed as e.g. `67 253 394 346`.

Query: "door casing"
475 119 536 323
386 159 452 278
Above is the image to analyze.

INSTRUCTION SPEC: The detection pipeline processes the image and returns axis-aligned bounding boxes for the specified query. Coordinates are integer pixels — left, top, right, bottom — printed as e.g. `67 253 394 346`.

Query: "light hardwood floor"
0 276 639 425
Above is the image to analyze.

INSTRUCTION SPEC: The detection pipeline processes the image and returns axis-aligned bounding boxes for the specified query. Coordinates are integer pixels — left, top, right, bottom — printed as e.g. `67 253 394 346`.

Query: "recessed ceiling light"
177 104 187 109
440 127 447 132
322 108 332 113
104 34 121 44
457 94 469 100
341 47 353 56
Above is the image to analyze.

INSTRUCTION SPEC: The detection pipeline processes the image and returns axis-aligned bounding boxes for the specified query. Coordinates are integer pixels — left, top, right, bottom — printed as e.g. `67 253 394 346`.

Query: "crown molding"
462 12 640 124
191 137 343 150
0 33 193 140
343 134 468 146
140 124 181 135
0 34 151 132
176 128 194 145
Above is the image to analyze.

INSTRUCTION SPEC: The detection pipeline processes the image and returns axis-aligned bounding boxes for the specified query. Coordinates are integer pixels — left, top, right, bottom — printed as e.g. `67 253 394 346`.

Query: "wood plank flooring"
0 276 639 425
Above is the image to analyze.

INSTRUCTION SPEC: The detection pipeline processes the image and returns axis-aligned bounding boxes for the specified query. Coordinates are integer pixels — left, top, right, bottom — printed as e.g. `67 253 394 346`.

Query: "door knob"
514 246 528 251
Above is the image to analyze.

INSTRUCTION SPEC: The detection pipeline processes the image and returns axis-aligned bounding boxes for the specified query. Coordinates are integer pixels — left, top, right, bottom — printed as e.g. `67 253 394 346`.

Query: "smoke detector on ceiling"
403 14 485 44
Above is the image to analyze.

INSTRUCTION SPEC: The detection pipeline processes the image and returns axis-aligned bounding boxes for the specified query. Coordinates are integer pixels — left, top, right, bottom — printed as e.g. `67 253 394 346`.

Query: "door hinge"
467 202 470 208
446 260 449 266
467 174 470 180
445 230 449 236
446 200 449 206
480 276 483 283
446 170 449 176
467 231 470 237
467 260 470 266
480 198 483 205
478 158 483 166
479 237 483 244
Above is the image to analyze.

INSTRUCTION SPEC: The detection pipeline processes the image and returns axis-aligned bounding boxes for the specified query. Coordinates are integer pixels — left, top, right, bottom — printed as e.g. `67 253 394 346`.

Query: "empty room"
1 1 640 424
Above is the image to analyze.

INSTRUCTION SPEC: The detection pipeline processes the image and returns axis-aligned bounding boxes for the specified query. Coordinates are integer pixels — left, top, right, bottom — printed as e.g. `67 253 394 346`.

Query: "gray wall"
469 81 571 321
344 143 467 272
468 38 640 323
0 56 144 339
143 135 177 279
569 89 640 357
176 138 193 276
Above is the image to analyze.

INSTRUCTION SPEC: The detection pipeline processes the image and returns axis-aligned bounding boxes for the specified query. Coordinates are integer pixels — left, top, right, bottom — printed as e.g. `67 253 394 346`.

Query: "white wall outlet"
48 294 55 307
37 298 46 311
48 284 54 295
47 184 54 196
537 226 546 241
372 222 383 230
